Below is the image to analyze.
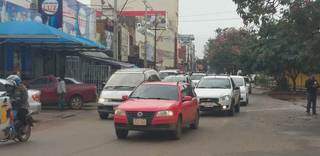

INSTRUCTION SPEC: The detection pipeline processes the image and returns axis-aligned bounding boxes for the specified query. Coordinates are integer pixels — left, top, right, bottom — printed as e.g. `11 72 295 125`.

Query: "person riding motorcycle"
6 75 29 124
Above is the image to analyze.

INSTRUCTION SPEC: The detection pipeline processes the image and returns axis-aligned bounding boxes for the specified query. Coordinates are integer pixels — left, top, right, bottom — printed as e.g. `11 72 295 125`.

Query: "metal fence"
65 56 110 93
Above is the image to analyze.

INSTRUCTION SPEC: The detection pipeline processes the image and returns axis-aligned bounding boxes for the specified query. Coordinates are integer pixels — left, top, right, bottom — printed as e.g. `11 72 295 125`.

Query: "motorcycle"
0 96 33 143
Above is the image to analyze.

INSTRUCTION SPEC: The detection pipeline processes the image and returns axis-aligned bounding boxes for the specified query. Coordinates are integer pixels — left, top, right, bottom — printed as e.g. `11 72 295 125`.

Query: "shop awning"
0 21 106 52
80 52 136 68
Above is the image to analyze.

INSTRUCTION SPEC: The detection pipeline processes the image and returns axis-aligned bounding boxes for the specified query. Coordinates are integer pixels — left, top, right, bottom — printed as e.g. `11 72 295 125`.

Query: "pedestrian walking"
305 75 319 115
57 76 66 111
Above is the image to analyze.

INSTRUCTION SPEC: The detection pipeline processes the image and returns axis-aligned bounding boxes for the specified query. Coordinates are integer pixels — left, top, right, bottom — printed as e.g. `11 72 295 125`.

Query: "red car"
114 82 199 139
28 76 97 109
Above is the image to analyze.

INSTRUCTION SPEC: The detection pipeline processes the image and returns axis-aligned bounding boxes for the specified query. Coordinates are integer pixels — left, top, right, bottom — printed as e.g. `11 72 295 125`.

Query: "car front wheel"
69 96 83 110
190 111 199 129
99 113 109 119
228 103 235 116
115 129 128 139
171 116 182 140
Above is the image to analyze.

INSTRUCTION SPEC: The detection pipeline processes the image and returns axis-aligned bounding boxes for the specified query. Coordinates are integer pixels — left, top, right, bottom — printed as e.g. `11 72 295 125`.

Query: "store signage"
41 0 59 16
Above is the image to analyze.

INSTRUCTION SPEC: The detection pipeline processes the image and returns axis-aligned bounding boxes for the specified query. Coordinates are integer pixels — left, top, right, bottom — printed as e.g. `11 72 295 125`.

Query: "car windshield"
191 75 205 80
104 73 144 91
159 72 177 79
162 76 186 83
130 84 178 100
232 77 245 86
197 78 231 89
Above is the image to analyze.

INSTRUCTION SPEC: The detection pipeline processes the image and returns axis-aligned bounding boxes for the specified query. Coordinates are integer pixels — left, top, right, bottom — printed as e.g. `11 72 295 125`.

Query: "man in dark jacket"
305 75 319 115
6 75 29 123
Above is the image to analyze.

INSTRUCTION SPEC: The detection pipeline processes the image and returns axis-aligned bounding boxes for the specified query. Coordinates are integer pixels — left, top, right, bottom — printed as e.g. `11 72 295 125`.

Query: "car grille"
200 98 219 103
126 111 155 125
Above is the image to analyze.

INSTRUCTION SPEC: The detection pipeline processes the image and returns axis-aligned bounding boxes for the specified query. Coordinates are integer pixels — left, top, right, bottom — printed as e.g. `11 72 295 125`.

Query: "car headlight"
156 110 174 117
114 109 126 116
219 95 231 102
98 98 111 103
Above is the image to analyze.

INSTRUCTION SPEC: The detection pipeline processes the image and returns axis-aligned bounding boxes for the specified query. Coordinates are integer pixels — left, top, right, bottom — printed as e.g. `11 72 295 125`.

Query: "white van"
97 68 160 119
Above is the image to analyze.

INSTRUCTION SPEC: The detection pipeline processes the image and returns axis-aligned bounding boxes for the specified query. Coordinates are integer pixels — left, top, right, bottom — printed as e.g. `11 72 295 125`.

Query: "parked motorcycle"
0 97 33 143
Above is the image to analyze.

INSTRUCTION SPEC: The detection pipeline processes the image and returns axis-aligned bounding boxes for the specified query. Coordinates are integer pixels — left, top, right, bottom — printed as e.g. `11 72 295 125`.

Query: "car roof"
203 75 231 79
159 69 179 73
116 68 155 74
230 75 245 79
143 82 181 86
192 73 206 76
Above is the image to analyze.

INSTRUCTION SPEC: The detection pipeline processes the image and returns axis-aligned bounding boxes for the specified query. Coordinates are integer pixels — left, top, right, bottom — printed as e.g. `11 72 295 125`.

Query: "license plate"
202 102 215 108
133 118 147 126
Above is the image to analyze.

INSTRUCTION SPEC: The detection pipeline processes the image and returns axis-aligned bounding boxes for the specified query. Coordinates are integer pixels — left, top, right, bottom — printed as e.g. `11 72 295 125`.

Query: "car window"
197 78 231 89
191 75 205 80
163 75 187 83
148 74 160 82
65 79 75 85
232 77 245 87
130 84 179 100
104 73 144 91
29 78 48 88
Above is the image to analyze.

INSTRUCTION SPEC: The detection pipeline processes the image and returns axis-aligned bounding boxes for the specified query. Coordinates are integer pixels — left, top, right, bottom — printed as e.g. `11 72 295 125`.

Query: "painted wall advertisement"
0 0 42 23
63 0 96 39
38 0 63 29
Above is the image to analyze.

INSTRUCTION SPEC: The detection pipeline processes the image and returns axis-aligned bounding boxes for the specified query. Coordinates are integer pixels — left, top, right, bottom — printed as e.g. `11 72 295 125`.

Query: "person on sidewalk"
305 75 319 115
57 77 66 111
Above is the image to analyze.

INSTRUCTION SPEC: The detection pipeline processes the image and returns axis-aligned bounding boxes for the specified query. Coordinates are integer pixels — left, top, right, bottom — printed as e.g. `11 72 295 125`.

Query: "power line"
179 18 241 22
179 11 236 17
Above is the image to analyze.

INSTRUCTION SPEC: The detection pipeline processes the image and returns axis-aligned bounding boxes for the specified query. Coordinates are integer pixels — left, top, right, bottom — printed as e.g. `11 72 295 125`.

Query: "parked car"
231 76 249 106
159 69 180 80
190 73 206 86
0 79 41 114
195 76 241 116
114 82 199 139
28 76 97 109
244 76 252 94
98 68 160 119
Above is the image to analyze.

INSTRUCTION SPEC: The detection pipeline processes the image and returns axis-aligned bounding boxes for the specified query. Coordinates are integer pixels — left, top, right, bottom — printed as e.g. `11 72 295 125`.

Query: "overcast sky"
179 0 243 58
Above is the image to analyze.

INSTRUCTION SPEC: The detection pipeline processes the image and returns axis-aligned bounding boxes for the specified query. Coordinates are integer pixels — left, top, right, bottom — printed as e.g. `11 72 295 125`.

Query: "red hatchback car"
114 82 199 139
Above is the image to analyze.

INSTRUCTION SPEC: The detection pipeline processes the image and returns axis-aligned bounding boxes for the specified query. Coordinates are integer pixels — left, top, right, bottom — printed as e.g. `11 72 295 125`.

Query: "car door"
187 84 198 121
181 85 193 123
231 79 240 104
44 77 59 103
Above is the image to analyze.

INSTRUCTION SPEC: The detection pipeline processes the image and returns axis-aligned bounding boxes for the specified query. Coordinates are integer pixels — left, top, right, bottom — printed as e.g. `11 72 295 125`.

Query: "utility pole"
143 0 148 68
113 0 119 60
153 14 158 70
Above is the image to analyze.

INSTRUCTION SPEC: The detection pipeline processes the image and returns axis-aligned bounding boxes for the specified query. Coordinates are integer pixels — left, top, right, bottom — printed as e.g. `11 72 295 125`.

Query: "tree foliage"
214 0 320 91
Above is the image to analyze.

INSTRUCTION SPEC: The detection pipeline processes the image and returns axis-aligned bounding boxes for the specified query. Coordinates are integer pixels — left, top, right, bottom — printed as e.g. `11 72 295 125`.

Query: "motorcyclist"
6 75 29 124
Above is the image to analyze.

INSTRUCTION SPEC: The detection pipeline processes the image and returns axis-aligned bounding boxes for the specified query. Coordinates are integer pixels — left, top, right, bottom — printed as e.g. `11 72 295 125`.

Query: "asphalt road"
1 88 320 156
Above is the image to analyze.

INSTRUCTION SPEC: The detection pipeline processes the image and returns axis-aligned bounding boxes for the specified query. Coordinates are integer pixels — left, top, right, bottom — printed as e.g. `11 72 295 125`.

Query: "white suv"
230 76 249 106
195 76 241 116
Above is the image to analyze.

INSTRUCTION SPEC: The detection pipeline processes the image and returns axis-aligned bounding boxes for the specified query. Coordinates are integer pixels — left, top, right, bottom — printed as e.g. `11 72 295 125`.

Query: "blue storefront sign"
38 0 63 29
0 0 41 23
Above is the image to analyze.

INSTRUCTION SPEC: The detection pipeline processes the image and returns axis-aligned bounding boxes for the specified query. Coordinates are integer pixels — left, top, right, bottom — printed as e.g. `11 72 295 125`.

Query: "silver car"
0 79 41 114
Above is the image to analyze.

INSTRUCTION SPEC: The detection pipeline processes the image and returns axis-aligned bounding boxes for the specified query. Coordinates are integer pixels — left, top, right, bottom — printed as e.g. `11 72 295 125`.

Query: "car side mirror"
122 95 129 101
183 96 192 102
235 86 240 90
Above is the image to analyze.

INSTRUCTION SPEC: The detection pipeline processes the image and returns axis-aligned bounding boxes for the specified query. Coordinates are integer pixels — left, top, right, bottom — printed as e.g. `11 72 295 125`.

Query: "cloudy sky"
80 0 243 58
179 0 243 58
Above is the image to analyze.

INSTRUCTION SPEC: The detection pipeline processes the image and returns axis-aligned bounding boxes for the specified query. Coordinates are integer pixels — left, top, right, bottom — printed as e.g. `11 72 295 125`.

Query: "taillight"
32 94 40 102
